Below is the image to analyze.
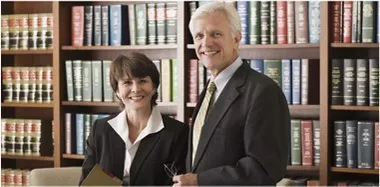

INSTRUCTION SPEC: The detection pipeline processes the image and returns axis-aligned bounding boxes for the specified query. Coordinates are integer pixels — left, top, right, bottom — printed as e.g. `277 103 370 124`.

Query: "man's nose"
201 35 212 46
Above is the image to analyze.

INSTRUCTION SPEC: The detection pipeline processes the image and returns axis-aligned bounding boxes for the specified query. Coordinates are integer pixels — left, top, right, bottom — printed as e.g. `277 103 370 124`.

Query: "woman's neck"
125 106 152 143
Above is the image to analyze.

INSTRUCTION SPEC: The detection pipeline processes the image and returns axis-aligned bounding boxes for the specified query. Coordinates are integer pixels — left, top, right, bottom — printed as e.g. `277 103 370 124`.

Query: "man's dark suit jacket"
187 62 290 185
80 115 188 185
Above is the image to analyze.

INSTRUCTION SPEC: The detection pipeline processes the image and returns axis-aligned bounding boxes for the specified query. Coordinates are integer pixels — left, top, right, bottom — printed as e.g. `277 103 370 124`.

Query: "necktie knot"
208 82 216 94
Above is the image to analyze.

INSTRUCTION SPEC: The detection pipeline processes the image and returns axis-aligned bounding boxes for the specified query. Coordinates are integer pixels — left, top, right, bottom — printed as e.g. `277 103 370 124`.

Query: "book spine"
269 1 277 44
76 113 84 155
171 59 177 102
334 120 347 167
301 120 313 166
356 59 369 106
71 6 84 46
295 1 309 44
309 1 320 43
351 1 358 43
92 60 103 102
189 59 198 103
102 60 113 102
281 59 292 104
291 119 301 165
109 5 122 46
82 61 92 102
250 59 264 74
147 3 157 45
249 1 261 44
358 121 374 168
346 120 358 168
135 4 148 45
72 60 83 101
260 1 270 44
362 1 375 43
128 4 135 45
84 6 93 46
83 114 91 151
331 59 344 105
343 59 356 105
287 1 295 44
65 113 71 154
369 59 379 106
101 6 109 46
166 2 177 44
93 5 101 46
343 2 353 43
263 60 282 88
161 59 171 102
313 120 320 166
65 60 74 101
152 60 161 102
292 59 301 105
277 1 287 44
375 122 379 168
332 2 342 42
301 59 309 105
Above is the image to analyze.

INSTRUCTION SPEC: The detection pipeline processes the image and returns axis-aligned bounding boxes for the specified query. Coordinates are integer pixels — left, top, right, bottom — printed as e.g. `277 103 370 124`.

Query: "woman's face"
116 75 155 111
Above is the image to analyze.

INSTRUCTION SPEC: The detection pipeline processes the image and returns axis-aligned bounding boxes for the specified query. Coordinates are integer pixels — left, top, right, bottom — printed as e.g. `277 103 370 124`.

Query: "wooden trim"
2 155 54 161
1 50 53 55
287 165 319 171
1 103 54 108
331 167 379 175
330 105 379 111
62 154 85 160
330 43 379 48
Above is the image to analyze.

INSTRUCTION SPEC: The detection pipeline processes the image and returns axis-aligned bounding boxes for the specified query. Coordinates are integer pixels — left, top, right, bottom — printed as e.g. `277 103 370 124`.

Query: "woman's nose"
131 82 140 92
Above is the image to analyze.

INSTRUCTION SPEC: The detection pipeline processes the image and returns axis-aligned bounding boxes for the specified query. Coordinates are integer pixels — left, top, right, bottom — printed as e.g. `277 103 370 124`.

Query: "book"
346 120 358 168
93 5 101 46
358 121 374 169
334 121 346 167
72 6 84 46
81 164 122 186
102 60 113 102
101 6 109 46
84 6 93 46
65 60 74 101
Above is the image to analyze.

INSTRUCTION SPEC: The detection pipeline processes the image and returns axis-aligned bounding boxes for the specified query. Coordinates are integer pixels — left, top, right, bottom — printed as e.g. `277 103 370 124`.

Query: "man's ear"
235 32 242 44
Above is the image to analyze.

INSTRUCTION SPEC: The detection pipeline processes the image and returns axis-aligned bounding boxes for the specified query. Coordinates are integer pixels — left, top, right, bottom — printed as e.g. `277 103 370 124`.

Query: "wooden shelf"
287 165 319 171
2 154 54 161
61 44 177 50
289 105 320 117
1 102 54 108
187 43 319 49
330 105 379 111
330 43 379 48
331 167 379 175
1 49 53 55
62 154 84 160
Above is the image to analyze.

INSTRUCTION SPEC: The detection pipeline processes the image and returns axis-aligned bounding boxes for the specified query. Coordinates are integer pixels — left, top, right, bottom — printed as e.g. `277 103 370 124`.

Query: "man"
173 1 290 186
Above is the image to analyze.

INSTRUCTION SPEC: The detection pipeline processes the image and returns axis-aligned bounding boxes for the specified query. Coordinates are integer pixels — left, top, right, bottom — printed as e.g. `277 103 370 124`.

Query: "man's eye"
195 34 203 40
214 33 222 37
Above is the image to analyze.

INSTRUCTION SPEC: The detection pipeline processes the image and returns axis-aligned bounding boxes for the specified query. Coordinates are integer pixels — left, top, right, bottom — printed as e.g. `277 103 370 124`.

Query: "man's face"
192 11 241 77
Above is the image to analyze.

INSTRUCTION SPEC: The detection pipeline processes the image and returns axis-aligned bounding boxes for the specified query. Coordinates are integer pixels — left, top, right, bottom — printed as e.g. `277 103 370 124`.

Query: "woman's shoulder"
161 115 188 131
92 114 118 131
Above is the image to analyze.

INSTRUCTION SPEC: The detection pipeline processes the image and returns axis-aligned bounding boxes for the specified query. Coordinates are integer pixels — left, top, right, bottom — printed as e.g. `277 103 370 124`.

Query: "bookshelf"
1 1 378 185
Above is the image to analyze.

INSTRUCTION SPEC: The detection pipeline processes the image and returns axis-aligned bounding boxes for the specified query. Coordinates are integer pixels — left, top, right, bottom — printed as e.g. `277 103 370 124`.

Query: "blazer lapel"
129 133 160 184
192 63 249 171
109 130 125 180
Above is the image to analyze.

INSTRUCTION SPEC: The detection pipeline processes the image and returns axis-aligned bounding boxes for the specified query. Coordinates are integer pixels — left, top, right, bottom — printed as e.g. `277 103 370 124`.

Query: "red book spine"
277 1 288 44
343 2 353 43
188 59 198 103
71 6 84 47
332 2 342 43
301 120 313 166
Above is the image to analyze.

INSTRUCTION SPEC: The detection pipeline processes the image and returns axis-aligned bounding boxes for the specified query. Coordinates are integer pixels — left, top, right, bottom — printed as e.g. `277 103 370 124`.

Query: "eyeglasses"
163 163 177 178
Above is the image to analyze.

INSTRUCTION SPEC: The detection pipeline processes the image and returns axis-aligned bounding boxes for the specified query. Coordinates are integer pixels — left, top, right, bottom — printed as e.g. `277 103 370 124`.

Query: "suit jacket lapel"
130 133 160 184
192 63 249 171
109 130 125 180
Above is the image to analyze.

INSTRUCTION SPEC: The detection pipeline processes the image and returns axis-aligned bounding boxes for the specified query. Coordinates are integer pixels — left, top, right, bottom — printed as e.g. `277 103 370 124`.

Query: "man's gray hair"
188 1 242 37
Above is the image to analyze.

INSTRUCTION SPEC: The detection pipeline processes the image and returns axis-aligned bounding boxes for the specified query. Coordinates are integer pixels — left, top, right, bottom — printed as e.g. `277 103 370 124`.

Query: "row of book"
248 59 318 105
2 66 53 103
332 1 380 43
282 178 379 186
65 59 178 103
188 59 317 105
334 120 379 169
331 58 379 106
72 3 177 46
333 180 379 186
1 118 47 156
1 13 53 50
289 119 320 166
189 1 320 44
1 169 31 186
64 113 110 155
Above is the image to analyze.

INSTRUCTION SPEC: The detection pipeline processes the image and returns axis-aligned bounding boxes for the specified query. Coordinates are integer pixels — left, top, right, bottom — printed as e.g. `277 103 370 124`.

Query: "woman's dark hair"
110 53 160 108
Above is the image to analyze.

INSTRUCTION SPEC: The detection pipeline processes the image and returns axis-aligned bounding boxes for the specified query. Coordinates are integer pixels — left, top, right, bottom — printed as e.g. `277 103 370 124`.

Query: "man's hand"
172 173 198 186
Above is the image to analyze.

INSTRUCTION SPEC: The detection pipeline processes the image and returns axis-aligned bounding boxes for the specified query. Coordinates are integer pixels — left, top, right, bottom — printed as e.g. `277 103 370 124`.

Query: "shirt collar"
212 56 243 91
107 106 164 145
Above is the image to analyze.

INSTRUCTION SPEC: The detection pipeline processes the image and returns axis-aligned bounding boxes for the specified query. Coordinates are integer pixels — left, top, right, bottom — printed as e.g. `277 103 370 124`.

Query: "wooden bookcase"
1 1 378 185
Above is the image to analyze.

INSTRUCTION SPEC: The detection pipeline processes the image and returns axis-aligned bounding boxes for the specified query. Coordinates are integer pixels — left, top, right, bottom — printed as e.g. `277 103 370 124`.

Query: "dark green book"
362 1 375 43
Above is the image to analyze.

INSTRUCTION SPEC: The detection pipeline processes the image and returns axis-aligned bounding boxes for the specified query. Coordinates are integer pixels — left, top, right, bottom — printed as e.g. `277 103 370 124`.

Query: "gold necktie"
192 81 216 165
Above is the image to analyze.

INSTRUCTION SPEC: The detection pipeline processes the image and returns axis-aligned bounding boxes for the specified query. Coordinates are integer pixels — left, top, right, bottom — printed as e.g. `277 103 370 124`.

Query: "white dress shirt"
210 57 243 103
107 106 164 177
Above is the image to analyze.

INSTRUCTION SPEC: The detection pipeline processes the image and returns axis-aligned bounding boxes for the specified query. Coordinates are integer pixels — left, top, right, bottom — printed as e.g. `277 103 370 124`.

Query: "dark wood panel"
1 50 53 55
2 103 54 108
330 48 379 59
2 155 54 161
331 167 379 175
331 105 379 111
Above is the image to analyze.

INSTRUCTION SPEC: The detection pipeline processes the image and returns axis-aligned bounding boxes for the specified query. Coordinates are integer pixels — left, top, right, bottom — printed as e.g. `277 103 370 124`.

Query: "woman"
80 53 188 185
